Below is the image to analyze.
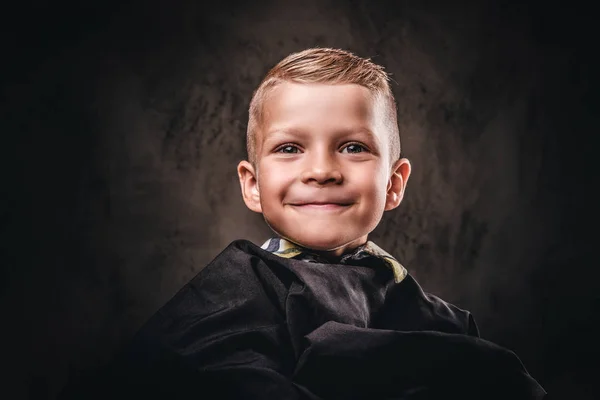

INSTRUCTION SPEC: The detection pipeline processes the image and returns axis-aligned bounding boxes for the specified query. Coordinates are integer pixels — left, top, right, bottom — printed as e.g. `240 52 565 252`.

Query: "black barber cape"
60 240 547 399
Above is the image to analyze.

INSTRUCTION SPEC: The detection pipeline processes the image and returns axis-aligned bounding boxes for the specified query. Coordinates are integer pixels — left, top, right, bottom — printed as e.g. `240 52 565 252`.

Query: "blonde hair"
246 47 401 166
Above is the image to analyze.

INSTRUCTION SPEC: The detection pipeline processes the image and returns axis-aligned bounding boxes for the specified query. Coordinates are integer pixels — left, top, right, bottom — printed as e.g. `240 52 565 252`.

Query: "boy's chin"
265 219 369 253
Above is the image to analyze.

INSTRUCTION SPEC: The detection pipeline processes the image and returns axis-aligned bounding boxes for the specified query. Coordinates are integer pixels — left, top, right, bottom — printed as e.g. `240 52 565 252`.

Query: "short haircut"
246 47 401 166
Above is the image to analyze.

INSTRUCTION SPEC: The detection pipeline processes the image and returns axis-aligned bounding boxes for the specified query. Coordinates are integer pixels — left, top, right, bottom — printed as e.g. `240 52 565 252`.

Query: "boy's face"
238 82 410 256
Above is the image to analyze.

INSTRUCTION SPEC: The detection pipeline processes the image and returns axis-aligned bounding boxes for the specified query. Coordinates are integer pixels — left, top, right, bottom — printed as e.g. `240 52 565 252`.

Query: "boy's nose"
300 152 343 185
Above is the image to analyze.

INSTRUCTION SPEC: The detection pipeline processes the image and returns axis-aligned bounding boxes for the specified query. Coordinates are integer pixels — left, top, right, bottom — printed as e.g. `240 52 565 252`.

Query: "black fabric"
59 239 546 399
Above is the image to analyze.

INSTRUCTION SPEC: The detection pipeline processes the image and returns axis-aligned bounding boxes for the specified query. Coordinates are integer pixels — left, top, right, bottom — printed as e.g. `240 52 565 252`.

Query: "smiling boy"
60 48 546 400
238 77 411 258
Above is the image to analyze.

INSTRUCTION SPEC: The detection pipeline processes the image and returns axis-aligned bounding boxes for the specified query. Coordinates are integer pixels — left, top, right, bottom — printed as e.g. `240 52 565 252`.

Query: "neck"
291 235 369 262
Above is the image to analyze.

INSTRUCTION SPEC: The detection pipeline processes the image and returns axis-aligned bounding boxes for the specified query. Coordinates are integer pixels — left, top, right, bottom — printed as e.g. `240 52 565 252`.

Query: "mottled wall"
1 0 597 398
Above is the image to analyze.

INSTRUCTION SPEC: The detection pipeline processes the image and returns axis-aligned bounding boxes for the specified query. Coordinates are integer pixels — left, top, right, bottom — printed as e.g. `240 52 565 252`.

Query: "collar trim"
261 237 407 283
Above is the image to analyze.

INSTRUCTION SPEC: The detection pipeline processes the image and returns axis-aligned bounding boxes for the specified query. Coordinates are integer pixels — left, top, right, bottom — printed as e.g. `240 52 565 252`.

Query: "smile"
289 203 352 212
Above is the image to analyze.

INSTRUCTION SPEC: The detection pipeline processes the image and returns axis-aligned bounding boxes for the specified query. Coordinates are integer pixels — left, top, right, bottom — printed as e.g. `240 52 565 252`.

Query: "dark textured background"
1 0 597 398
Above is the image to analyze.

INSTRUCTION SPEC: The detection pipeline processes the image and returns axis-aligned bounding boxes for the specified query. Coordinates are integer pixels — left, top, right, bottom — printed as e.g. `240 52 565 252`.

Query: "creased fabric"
59 239 545 399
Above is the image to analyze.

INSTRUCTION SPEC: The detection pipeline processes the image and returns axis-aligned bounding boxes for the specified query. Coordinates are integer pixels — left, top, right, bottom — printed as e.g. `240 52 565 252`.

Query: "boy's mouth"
289 201 352 211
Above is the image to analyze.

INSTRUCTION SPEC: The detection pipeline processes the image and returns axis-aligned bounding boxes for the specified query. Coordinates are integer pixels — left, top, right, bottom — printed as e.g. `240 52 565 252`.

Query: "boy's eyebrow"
264 128 308 140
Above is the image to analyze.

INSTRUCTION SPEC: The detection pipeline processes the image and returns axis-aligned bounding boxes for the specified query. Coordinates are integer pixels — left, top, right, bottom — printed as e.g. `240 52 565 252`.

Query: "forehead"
262 82 377 129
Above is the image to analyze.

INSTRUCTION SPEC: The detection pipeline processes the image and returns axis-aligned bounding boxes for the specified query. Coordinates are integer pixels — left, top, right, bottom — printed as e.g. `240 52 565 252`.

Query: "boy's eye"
276 145 300 154
341 143 366 154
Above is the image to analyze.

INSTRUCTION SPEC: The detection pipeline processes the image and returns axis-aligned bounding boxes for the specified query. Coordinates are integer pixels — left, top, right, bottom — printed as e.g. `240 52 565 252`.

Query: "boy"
62 48 546 399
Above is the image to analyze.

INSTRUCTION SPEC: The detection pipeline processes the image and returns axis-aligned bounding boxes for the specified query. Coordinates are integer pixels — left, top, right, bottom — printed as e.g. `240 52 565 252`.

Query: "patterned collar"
260 237 407 284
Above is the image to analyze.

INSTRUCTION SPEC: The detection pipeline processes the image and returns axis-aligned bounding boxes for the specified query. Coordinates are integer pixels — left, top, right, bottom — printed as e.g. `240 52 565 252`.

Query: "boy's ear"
385 158 411 211
237 160 262 213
